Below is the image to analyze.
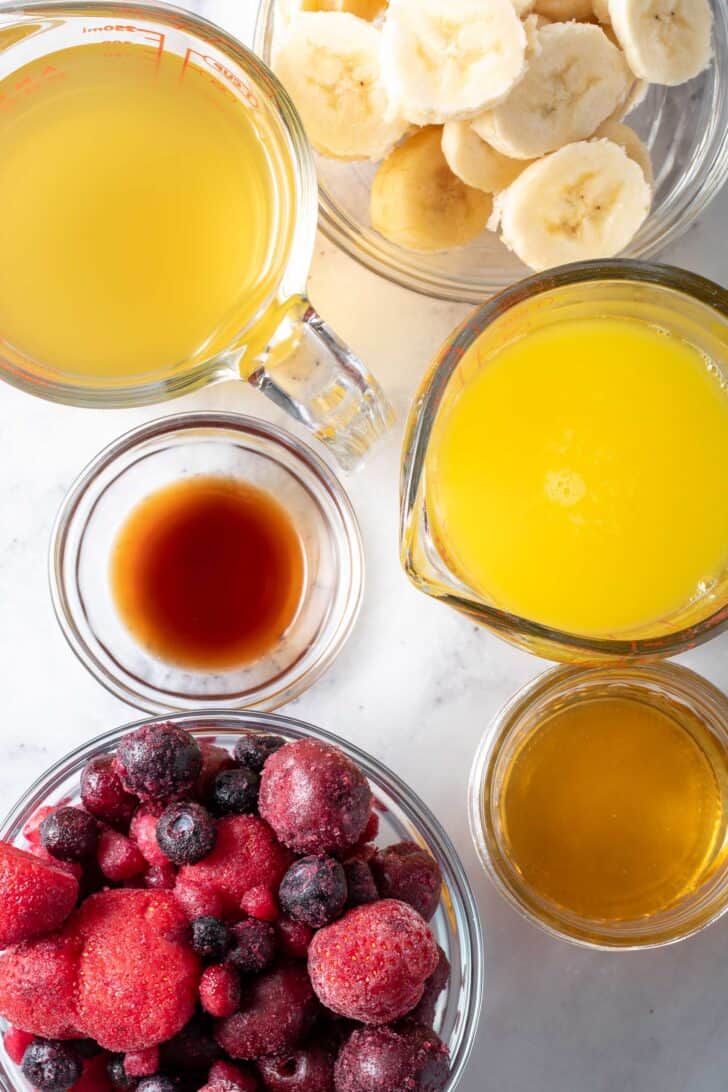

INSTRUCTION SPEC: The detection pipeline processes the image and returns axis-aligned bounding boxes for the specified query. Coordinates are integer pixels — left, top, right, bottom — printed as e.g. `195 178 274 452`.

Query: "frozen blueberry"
115 723 202 802
108 1056 139 1090
137 1079 177 1092
191 917 232 962
370 842 442 921
227 918 278 975
156 802 217 865
233 732 285 774
210 770 260 817
278 856 347 929
343 859 378 908
22 1039 83 1092
257 1044 335 1091
40 807 98 862
81 756 138 828
334 1025 449 1092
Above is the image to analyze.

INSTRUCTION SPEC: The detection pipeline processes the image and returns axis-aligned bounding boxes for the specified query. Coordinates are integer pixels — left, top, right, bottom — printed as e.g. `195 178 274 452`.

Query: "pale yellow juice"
427 317 728 637
0 42 292 382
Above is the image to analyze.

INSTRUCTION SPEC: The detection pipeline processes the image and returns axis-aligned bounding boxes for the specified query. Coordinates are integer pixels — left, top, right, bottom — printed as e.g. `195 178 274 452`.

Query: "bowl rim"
0 710 485 1092
48 411 365 714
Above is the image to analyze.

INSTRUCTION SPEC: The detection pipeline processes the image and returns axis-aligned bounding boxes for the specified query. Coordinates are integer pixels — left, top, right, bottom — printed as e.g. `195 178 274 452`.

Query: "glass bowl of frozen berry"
0 713 483 1092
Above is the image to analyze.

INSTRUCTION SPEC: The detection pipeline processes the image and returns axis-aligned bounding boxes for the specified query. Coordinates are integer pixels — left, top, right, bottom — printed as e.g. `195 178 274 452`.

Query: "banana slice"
512 0 536 13
532 0 593 19
298 0 387 20
522 13 550 57
593 119 653 185
380 0 527 126
274 13 407 161
492 138 652 270
608 74 649 120
471 23 632 159
442 121 531 192
371 126 492 250
608 0 712 86
592 0 611 22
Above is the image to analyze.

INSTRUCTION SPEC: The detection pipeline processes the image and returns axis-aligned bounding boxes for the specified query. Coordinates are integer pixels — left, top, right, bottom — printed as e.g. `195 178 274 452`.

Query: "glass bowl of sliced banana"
254 0 728 303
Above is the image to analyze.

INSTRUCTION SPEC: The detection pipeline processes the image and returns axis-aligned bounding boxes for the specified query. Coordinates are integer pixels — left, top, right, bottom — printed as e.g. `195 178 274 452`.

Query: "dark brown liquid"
110 475 305 670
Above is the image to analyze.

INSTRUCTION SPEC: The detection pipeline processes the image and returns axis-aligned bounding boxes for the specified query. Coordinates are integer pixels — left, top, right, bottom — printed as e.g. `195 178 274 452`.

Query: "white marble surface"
0 2 727 1089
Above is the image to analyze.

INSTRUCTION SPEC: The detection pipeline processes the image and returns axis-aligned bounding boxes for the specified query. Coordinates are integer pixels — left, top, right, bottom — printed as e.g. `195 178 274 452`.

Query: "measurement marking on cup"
180 48 258 108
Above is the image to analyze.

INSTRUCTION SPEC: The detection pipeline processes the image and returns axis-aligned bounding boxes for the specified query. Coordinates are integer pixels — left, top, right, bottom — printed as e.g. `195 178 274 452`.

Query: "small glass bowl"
254 0 728 303
469 662 728 950
49 413 364 713
0 711 484 1092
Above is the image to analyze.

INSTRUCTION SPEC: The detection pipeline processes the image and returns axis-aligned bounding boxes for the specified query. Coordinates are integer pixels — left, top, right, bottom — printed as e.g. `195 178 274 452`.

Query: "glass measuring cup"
0 0 393 469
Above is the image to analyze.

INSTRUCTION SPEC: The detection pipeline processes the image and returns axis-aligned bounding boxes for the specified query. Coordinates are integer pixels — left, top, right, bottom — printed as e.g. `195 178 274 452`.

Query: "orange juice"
0 42 293 382
427 316 728 637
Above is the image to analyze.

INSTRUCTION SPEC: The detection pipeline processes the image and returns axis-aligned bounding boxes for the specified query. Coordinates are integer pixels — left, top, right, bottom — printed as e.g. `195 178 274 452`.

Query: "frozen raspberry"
308 900 438 1025
196 744 237 802
278 856 347 929
259 741 372 856
276 918 313 960
334 1025 449 1092
200 965 241 1018
227 920 277 975
159 1015 220 1072
22 1039 83 1091
233 733 285 774
107 1056 137 1090
0 842 79 946
114 724 202 802
3 1025 34 1064
136 1078 176 1092
342 860 378 908
97 831 146 883
40 808 98 862
75 890 200 1052
123 1048 159 1078
73 1054 115 1092
207 1061 259 1092
257 1044 335 1091
129 806 168 868
214 964 319 1061
174 880 225 922
240 887 278 923
177 816 292 917
191 917 231 962
409 946 450 1027
143 863 177 891
156 803 217 866
210 770 260 817
0 931 82 1039
81 758 137 828
23 807 56 848
370 843 442 922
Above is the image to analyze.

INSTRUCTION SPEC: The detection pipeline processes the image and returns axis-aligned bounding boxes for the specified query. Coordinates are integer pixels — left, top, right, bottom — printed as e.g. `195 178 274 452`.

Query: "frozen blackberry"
343 859 378 908
257 1044 335 1091
227 918 277 975
278 856 347 929
22 1039 83 1092
233 732 285 774
370 842 442 922
210 769 260 817
81 756 138 827
191 917 232 962
115 723 202 802
40 807 98 862
334 1025 449 1092
156 802 217 865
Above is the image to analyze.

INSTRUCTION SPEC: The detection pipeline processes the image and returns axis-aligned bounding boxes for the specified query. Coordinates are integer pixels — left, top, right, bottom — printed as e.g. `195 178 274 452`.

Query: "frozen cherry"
81 757 138 827
334 1025 449 1092
233 733 285 774
191 917 232 962
210 770 260 817
370 842 442 921
114 724 202 802
342 859 378 908
160 1016 221 1072
278 856 347 929
22 1039 83 1091
227 919 277 975
410 946 451 1027
156 803 217 865
257 1044 334 1091
40 807 98 862
215 963 319 1061
259 741 372 856
207 1061 259 1092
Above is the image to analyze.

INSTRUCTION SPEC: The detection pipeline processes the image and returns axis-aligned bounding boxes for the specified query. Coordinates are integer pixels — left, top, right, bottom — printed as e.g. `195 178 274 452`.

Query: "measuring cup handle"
247 302 394 471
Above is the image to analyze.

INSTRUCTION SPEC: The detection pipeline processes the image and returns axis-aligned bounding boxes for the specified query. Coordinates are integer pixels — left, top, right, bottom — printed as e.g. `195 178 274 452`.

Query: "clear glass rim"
0 710 485 1092
0 0 318 408
400 258 728 661
48 411 365 713
468 662 728 951
254 0 728 304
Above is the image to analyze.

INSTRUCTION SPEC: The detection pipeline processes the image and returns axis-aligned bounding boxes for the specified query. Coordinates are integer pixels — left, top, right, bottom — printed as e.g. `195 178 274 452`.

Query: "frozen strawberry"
29 844 83 882
129 806 167 868
259 741 372 856
0 843 79 946
123 1047 159 1078
177 816 292 917
307 900 438 1025
3 1025 34 1064
334 1025 449 1092
97 831 146 883
239 887 278 923
214 963 319 1061
207 1061 258 1091
72 1054 115 1092
75 890 200 1051
199 965 240 1018
0 931 82 1038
